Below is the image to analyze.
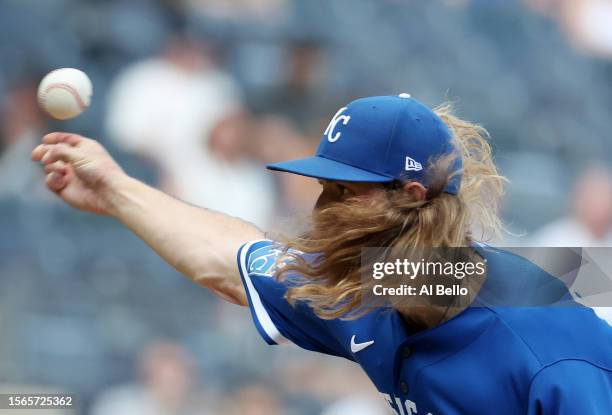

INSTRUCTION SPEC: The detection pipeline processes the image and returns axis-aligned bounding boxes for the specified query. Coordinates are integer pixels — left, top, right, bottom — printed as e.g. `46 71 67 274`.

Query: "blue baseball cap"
266 94 463 194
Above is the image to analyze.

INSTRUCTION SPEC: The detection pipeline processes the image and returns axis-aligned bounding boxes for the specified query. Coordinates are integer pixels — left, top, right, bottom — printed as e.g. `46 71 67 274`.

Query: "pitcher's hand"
32 133 128 215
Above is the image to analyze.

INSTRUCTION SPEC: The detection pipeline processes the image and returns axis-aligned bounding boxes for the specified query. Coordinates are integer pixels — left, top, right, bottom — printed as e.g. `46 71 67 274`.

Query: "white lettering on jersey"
382 394 399 415
324 107 351 142
395 397 407 415
405 399 418 415
381 392 435 415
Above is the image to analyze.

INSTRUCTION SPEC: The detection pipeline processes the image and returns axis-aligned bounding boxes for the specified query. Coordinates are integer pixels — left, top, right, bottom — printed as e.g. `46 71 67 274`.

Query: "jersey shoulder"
475 245 574 307
475 245 611 368
488 306 612 369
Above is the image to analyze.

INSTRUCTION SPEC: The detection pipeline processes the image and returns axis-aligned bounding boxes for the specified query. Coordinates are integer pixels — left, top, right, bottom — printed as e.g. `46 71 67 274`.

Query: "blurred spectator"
251 38 330 134
90 340 210 415
525 0 612 60
250 116 321 218
0 79 48 199
315 363 388 415
187 0 289 22
106 33 275 226
530 166 612 246
222 383 286 415
321 395 389 415
272 351 386 415
558 0 612 60
529 166 612 324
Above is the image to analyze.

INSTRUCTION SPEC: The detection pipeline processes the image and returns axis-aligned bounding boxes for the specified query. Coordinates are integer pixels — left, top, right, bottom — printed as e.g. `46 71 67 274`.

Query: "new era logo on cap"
266 94 463 194
405 156 423 172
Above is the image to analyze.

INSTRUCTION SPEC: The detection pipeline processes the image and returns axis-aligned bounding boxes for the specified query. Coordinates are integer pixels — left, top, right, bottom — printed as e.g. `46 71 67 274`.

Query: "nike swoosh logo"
350 335 374 353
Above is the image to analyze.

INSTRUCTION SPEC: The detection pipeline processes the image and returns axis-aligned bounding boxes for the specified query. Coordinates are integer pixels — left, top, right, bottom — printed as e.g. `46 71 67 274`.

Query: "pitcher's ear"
403 181 427 201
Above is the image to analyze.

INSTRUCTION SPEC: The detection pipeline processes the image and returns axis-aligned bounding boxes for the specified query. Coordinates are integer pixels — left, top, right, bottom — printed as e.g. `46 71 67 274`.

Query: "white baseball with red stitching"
37 68 93 120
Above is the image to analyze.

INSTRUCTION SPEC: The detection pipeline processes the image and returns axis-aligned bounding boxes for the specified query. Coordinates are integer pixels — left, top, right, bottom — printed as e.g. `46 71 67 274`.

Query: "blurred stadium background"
1 0 612 413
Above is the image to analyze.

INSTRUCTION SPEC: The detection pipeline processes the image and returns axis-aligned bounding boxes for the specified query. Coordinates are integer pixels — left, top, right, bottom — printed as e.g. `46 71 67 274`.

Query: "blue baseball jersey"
237 240 612 414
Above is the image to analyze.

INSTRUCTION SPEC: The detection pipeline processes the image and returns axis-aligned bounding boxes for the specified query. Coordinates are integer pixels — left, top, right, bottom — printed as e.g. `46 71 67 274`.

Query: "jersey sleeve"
527 360 612 415
237 239 353 360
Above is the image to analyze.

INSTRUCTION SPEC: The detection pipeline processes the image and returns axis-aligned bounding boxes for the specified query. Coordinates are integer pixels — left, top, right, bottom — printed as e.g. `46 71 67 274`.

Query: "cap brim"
266 156 394 183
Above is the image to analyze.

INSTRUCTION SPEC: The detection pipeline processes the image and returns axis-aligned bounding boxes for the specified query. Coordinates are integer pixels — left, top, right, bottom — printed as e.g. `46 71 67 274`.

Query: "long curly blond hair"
276 103 505 320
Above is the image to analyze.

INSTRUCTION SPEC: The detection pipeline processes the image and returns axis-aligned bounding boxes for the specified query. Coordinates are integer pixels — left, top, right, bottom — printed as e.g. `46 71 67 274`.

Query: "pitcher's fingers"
44 160 68 175
43 132 83 146
41 143 80 165
31 144 49 161
46 172 67 193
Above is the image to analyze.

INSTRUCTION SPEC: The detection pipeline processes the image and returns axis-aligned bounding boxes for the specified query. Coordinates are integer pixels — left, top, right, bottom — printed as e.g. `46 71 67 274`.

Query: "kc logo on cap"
324 107 351 143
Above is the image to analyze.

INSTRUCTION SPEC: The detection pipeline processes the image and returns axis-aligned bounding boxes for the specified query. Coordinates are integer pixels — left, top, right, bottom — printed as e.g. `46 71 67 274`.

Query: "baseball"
37 68 93 120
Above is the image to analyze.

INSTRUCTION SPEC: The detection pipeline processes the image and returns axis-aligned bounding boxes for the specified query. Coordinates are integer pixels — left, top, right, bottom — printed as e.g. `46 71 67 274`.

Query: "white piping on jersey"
240 239 290 345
